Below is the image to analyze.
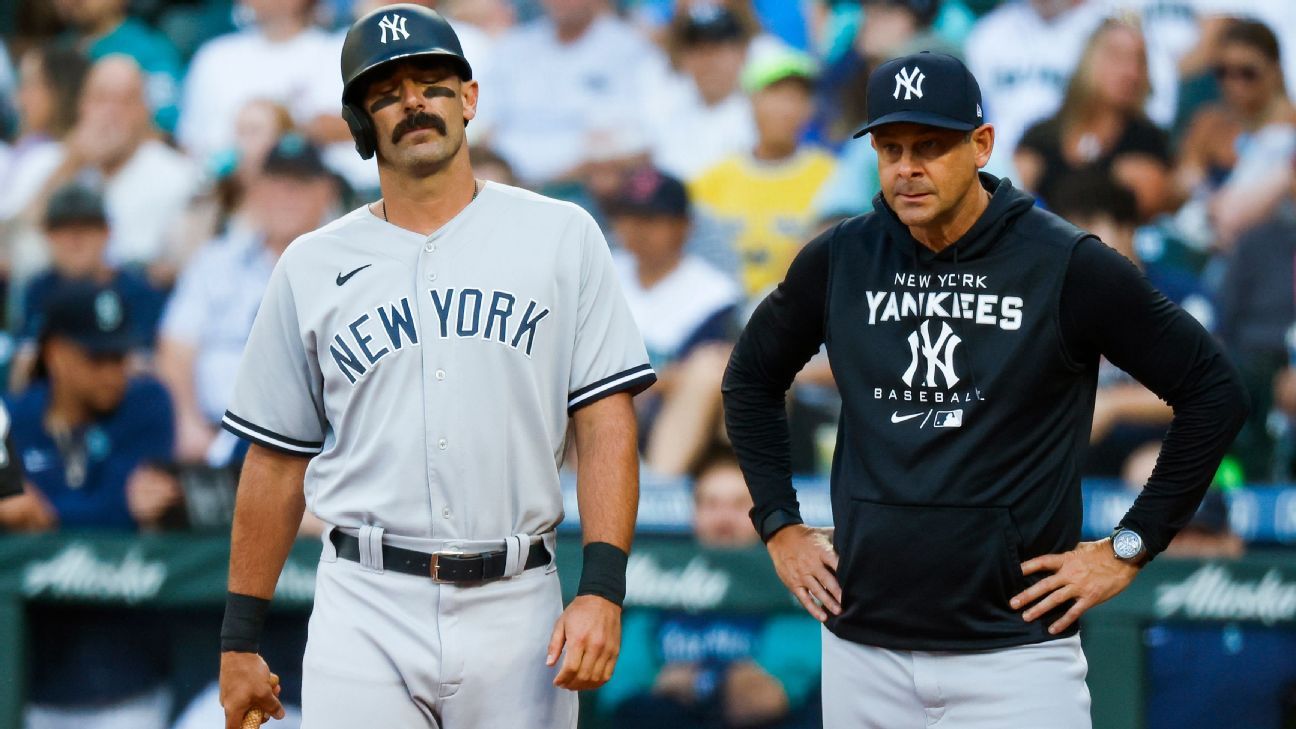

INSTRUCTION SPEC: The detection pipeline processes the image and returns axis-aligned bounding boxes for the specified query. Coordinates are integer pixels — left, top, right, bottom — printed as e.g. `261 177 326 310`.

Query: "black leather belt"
330 530 550 582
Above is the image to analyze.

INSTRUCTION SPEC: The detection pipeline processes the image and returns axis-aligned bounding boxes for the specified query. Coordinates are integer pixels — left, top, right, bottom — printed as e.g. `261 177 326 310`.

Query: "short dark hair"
1220 18 1282 65
691 441 741 484
1050 170 1140 228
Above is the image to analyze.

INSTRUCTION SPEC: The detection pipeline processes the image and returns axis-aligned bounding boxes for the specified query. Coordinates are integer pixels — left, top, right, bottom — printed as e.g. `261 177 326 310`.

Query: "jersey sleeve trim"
221 411 324 456
568 363 657 414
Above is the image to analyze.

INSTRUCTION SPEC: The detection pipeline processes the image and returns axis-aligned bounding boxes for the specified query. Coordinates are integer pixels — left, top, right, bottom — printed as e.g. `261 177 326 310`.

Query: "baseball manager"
722 51 1248 728
217 5 655 728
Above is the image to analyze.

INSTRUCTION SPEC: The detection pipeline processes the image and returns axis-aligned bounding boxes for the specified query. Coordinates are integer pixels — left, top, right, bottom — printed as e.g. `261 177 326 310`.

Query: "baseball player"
722 52 1249 728
216 6 656 729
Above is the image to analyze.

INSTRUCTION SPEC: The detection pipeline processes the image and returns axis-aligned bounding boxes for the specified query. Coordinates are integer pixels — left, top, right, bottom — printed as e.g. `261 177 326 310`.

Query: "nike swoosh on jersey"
336 264 372 286
891 411 925 423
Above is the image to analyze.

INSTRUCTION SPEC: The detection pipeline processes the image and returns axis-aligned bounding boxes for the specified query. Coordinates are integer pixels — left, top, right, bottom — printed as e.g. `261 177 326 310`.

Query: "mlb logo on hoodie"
933 410 963 428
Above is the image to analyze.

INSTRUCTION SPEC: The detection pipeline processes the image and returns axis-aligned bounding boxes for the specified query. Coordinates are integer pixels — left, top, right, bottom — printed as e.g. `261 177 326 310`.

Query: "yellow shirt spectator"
690 149 836 297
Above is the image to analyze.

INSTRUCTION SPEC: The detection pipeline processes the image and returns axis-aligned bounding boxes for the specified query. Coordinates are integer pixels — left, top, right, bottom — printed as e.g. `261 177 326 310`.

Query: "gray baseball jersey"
221 182 656 539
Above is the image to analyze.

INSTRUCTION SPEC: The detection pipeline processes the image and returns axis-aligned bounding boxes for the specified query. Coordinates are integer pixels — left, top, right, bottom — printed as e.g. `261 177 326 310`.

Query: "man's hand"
723 660 790 727
220 652 284 729
547 594 622 691
0 484 58 532
766 524 841 621
1011 539 1140 635
176 415 217 464
652 662 698 705
126 466 183 528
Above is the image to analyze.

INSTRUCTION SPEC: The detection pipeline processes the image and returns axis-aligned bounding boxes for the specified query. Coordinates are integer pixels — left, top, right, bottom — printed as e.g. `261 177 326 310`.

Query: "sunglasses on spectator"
1214 64 1263 82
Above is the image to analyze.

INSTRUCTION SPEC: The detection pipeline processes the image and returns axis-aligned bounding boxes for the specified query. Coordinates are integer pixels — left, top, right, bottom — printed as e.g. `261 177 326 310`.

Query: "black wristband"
576 542 629 606
221 591 271 653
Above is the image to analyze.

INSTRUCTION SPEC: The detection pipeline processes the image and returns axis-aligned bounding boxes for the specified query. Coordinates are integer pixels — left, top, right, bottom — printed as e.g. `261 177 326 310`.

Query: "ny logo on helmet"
902 320 960 388
893 66 925 101
379 14 410 44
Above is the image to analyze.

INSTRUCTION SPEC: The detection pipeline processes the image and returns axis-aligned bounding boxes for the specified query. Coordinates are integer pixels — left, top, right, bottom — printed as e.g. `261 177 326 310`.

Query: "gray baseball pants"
822 626 1091 729
298 527 576 729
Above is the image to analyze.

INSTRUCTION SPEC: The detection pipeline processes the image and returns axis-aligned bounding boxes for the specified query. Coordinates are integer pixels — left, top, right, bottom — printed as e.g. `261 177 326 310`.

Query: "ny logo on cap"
379 14 409 44
893 66 926 101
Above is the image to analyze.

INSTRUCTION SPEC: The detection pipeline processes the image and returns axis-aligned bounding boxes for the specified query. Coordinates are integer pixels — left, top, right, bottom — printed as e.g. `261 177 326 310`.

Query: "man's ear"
972 124 995 169
461 78 479 124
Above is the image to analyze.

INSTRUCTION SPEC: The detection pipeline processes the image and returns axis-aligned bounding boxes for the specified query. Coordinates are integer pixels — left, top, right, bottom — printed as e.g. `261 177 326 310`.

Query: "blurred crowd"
0 0 1293 726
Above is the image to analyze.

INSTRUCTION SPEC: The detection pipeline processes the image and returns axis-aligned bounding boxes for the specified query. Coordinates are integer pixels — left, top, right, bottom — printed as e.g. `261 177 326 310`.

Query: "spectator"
1175 19 1296 249
0 48 88 219
817 0 960 145
0 400 25 504
1050 172 1187 478
156 136 339 466
14 55 199 280
964 0 1104 175
638 0 808 53
9 182 163 392
646 6 756 181
609 167 739 476
690 50 835 299
172 99 297 265
177 0 343 166
598 448 822 729
468 145 518 187
55 0 183 133
1120 443 1244 558
477 0 667 185
0 279 180 729
1219 169 1296 478
1015 17 1174 221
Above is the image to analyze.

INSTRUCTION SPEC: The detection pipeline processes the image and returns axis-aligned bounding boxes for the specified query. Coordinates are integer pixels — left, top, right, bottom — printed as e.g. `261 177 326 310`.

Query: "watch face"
1113 530 1143 559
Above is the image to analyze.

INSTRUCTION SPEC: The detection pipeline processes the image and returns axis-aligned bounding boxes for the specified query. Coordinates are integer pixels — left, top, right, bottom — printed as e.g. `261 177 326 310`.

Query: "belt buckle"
428 549 462 582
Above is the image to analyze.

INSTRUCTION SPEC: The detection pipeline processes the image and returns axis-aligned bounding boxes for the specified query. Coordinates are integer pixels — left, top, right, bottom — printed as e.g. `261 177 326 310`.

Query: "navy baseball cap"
262 134 330 180
610 167 690 218
44 182 108 230
40 280 133 355
853 51 984 138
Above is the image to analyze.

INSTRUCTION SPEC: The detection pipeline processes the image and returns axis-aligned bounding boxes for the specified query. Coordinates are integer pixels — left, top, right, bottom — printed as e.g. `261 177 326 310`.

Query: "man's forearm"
572 393 638 550
228 445 309 599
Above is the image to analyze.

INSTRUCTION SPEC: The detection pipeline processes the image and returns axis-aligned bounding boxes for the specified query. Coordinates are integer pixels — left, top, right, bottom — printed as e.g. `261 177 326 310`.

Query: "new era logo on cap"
854 51 984 138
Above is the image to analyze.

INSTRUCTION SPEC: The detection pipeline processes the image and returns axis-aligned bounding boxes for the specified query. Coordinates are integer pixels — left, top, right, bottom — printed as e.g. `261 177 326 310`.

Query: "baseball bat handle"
241 708 264 729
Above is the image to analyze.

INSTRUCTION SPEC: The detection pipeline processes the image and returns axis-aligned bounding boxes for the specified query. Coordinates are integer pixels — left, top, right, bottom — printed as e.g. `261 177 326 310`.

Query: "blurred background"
0 0 1294 727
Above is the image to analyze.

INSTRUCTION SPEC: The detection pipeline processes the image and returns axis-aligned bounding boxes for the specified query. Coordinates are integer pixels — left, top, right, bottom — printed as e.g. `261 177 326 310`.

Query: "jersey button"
435 369 446 381
424 242 436 253
442 507 452 519
426 272 437 282
438 438 448 450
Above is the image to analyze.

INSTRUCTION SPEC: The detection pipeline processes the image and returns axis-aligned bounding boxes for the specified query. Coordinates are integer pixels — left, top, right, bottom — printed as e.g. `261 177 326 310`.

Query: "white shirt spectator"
160 228 278 424
177 26 343 163
965 0 1104 171
0 139 198 267
613 250 739 369
478 13 667 185
644 72 756 182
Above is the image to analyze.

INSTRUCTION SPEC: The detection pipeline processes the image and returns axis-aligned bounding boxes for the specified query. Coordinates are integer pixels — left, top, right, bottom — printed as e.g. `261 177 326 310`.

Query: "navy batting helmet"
340 4 473 160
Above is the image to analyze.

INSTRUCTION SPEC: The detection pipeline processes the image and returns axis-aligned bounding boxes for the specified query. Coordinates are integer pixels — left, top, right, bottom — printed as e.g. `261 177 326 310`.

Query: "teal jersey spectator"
81 18 183 133
598 608 822 725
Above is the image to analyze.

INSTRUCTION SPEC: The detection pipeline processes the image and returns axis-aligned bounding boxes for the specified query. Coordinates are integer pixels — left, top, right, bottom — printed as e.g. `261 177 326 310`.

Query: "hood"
873 173 1037 266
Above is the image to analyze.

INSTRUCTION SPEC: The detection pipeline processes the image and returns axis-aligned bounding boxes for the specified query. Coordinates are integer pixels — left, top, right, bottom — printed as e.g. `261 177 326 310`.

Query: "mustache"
391 112 447 143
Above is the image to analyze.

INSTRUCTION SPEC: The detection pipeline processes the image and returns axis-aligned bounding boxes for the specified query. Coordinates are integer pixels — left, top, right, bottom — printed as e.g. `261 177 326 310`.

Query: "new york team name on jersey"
329 288 551 385
865 272 1024 331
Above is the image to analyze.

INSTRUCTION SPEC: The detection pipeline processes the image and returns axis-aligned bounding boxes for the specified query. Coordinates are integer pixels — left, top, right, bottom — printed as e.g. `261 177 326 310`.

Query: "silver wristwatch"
1111 528 1147 564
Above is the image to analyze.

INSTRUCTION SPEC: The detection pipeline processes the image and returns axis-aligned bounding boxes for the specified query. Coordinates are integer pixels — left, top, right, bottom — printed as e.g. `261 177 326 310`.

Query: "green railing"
0 533 1293 729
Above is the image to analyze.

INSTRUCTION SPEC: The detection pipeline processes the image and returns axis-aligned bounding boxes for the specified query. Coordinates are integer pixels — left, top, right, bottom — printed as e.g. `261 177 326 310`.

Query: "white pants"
822 626 1091 729
298 535 576 729
26 685 171 729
